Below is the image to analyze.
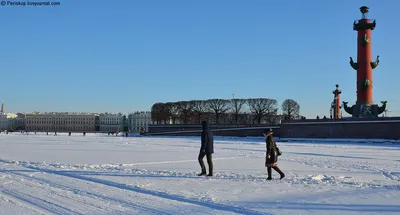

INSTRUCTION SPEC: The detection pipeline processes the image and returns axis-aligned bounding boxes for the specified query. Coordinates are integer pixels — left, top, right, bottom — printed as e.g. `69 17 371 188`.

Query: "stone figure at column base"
343 101 387 118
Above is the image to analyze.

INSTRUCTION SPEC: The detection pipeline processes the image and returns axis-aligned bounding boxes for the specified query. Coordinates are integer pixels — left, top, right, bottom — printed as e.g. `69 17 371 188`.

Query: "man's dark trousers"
198 152 213 175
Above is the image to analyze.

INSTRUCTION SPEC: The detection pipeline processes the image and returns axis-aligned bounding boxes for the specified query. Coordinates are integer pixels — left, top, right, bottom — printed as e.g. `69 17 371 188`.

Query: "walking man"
198 121 214 176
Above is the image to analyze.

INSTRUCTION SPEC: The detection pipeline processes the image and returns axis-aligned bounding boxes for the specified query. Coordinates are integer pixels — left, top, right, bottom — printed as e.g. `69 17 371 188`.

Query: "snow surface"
0 132 399 215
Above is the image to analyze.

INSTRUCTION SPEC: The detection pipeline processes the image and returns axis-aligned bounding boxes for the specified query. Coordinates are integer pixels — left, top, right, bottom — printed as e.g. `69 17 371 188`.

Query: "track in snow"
0 159 271 215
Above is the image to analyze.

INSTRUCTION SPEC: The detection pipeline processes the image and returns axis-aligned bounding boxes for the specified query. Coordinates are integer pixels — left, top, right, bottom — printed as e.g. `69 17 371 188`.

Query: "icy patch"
311 174 329 181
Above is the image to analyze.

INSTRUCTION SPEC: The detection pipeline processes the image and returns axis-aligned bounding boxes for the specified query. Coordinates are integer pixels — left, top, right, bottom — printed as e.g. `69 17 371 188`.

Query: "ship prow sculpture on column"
343 6 387 118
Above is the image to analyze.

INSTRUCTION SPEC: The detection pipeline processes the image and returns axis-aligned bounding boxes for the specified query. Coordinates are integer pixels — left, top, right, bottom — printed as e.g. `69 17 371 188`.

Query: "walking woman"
263 128 285 180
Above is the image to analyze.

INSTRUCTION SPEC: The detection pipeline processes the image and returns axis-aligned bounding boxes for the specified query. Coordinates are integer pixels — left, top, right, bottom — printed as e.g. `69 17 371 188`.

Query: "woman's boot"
272 166 285 180
267 167 272 180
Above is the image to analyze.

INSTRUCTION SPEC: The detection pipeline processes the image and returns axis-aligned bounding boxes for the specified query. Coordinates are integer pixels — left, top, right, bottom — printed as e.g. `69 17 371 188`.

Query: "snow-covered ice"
0 133 399 215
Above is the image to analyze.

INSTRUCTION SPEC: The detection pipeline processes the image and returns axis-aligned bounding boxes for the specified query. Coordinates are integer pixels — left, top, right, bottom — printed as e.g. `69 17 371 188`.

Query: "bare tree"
206 99 230 124
158 103 171 124
151 103 170 124
266 101 279 124
177 101 193 124
152 97 280 125
151 103 164 124
237 113 251 124
264 112 280 124
229 99 247 124
165 102 180 124
219 112 231 124
248 98 278 124
192 100 207 124
282 99 300 120
188 111 198 124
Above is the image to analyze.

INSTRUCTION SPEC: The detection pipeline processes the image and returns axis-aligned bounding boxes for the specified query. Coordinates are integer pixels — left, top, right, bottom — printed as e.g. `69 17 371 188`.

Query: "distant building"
14 113 26 130
0 112 17 130
98 113 125 132
25 112 97 132
128 111 151 133
0 103 24 131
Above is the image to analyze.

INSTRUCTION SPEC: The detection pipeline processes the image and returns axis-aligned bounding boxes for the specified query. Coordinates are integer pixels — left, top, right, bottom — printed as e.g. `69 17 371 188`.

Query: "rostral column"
332 84 342 119
343 6 386 117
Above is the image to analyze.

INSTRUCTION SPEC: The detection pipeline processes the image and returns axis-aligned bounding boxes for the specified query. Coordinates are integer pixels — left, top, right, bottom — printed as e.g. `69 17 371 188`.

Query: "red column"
356 19 373 105
335 92 341 118
333 85 342 119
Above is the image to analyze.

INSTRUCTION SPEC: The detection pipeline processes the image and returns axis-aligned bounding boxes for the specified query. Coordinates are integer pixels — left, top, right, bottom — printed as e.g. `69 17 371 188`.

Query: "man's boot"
198 154 206 176
198 165 206 176
207 154 213 176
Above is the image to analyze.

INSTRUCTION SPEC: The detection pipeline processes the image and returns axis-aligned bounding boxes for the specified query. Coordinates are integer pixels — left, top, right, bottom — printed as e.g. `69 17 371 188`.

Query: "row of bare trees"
151 98 300 125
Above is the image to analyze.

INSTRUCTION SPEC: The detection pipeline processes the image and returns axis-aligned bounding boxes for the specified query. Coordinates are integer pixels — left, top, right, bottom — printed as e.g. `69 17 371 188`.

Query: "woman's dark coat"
265 135 278 164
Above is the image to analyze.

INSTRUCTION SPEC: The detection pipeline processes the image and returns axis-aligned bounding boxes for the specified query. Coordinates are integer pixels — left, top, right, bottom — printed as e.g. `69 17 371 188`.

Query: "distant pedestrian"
263 128 285 180
198 121 214 176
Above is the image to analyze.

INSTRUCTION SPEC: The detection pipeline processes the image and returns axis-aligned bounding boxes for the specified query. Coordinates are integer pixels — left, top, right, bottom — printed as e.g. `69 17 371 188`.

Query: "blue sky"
1 0 399 119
